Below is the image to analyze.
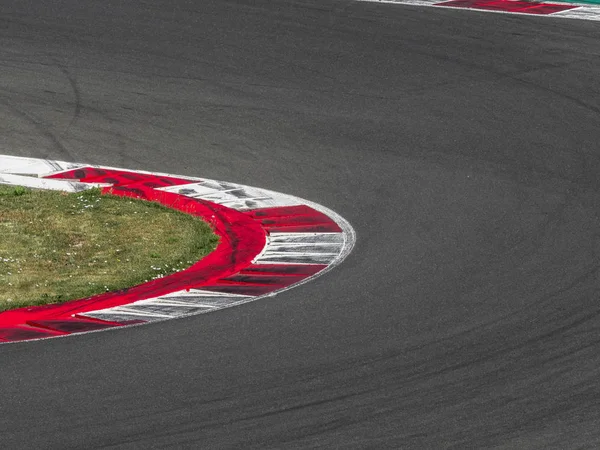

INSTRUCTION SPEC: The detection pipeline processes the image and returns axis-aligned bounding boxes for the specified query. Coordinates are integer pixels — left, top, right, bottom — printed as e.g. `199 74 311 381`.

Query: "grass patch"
0 185 219 312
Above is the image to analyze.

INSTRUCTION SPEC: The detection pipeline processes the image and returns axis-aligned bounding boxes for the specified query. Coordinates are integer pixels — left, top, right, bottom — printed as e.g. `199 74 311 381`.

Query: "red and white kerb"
0 155 355 343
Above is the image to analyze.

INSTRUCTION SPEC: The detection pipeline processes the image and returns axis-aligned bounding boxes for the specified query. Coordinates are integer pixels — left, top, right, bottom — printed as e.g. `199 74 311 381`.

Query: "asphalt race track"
2 1 600 448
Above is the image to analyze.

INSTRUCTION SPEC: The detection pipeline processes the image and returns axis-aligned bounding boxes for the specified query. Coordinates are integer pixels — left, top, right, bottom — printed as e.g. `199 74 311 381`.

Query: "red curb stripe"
0 326 66 341
199 264 326 296
241 264 327 275
73 314 145 325
434 0 577 13
47 167 196 189
197 284 286 296
239 264 326 277
27 319 121 333
246 205 342 233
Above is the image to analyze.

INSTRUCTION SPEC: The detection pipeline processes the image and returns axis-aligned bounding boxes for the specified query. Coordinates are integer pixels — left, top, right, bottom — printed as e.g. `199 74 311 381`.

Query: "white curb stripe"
159 181 302 211
0 173 110 192
253 254 340 265
82 290 251 322
0 155 84 176
85 308 174 321
553 6 600 19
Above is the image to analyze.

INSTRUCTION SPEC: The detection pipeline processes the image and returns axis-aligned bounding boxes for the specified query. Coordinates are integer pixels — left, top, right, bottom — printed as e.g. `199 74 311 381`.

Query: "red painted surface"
435 0 577 14
246 205 342 233
28 319 123 333
241 264 327 276
47 167 196 189
200 264 326 296
0 168 266 341
0 326 65 342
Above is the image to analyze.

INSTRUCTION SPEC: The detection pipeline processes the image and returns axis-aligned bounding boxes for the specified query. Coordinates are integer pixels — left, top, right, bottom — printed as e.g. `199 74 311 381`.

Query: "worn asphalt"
2 0 600 448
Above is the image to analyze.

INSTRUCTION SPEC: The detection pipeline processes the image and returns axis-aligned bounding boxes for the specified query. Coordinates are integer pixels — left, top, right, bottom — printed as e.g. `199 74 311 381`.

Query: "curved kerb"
0 155 356 343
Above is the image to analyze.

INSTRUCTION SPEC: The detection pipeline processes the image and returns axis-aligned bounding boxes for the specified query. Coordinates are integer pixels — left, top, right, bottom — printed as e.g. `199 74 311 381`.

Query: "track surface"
2 1 600 448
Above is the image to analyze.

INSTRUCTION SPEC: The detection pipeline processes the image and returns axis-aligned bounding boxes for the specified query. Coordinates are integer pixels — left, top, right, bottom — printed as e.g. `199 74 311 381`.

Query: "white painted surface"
159 180 302 210
252 232 344 265
0 173 109 192
0 155 85 176
82 290 253 322
553 5 600 19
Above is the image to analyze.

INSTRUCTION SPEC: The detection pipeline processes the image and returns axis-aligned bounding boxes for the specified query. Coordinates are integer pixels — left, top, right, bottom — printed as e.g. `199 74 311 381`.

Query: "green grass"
0 185 219 312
